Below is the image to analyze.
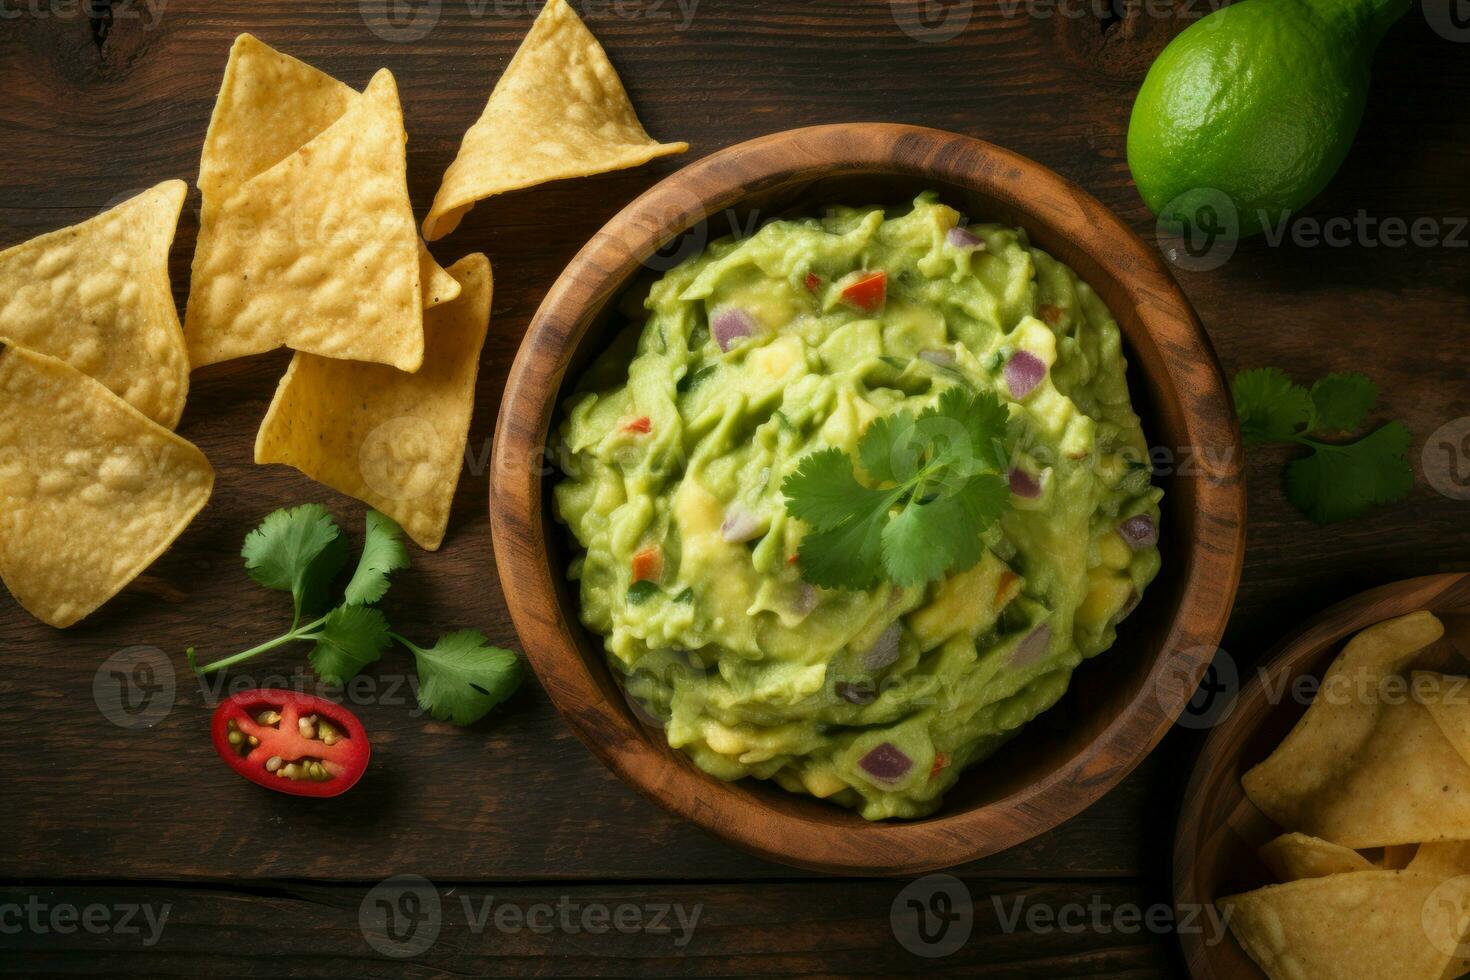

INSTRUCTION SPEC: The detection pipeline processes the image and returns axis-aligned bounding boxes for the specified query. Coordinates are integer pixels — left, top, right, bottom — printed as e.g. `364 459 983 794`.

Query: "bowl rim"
490 123 1246 875
1171 572 1470 979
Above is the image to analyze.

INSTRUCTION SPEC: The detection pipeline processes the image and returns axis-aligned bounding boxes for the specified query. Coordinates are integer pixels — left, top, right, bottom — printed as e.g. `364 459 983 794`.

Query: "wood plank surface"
0 0 1467 974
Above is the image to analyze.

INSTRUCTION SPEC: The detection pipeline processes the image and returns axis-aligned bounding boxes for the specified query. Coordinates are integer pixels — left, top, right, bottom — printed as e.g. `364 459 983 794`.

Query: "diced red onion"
858 742 914 783
720 507 762 543
1004 351 1046 398
1008 468 1042 499
861 623 902 671
947 226 984 249
711 308 756 351
1118 515 1158 550
835 681 875 706
918 348 955 367
1010 624 1052 669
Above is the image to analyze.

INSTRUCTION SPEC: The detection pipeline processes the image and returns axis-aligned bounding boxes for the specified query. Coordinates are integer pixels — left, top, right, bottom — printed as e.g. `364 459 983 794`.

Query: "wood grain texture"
1174 574 1470 979
491 122 1244 874
0 0 1465 973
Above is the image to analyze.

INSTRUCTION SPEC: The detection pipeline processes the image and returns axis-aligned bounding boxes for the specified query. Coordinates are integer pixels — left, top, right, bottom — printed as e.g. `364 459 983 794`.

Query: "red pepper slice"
803 272 823 293
839 270 887 313
623 416 652 434
211 690 369 798
631 546 663 583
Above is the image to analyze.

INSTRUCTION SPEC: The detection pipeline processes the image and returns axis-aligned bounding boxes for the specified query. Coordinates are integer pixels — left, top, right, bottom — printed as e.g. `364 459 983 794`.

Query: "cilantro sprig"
1233 369 1413 524
782 385 1011 590
188 505 522 726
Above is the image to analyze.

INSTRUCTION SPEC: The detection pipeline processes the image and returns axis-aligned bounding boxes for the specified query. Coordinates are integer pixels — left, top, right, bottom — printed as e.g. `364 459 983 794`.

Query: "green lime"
1128 0 1408 238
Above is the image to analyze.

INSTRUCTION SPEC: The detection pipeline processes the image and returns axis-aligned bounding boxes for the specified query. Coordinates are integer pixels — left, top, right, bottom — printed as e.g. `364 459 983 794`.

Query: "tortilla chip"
419 244 461 309
0 347 213 628
254 253 491 550
1221 870 1470 980
1260 832 1377 881
197 33 357 202
421 0 687 240
1418 670 1470 768
198 35 457 311
1243 611 1448 842
0 181 189 428
186 69 425 371
1411 842 1470 880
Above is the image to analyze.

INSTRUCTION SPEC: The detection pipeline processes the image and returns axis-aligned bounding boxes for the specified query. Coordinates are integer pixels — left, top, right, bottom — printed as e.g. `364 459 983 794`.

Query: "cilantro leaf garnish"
1232 369 1412 524
392 630 524 726
307 605 392 684
190 506 522 728
1308 373 1377 435
344 511 410 606
1234 368 1313 446
241 503 346 624
782 385 1011 590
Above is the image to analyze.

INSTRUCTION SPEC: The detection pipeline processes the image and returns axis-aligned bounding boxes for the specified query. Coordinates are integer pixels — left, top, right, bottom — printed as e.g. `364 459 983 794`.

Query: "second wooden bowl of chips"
1174 572 1470 978
492 123 1245 873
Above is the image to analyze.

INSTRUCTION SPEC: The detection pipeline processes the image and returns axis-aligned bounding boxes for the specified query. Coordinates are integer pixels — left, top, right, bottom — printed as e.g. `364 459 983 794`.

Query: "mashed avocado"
553 193 1162 820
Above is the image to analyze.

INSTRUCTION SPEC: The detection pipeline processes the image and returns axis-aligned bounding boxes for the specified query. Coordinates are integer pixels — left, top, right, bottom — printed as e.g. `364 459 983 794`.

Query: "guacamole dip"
553 193 1162 820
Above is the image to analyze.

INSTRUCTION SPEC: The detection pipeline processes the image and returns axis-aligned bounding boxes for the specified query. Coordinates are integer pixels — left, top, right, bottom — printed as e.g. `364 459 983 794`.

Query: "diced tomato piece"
211 690 369 798
839 271 887 312
623 416 652 434
930 752 950 779
787 553 800 565
631 547 663 583
1038 303 1063 326
803 272 823 293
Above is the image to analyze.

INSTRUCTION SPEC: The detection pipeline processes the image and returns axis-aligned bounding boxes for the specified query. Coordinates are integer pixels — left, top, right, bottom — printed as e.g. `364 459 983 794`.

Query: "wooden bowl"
1174 573 1470 978
491 124 1245 874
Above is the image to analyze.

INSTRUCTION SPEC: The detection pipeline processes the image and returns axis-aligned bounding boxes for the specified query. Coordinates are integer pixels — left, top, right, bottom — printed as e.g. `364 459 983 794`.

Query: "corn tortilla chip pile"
0 181 190 428
1220 611 1470 978
185 36 455 371
0 347 214 628
422 0 688 240
255 254 493 551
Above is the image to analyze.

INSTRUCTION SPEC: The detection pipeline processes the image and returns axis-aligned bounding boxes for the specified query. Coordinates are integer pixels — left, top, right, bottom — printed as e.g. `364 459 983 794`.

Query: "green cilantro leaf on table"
782 385 1010 590
241 503 347 624
1232 368 1412 524
344 510 411 606
189 505 523 727
308 605 393 684
392 629 524 726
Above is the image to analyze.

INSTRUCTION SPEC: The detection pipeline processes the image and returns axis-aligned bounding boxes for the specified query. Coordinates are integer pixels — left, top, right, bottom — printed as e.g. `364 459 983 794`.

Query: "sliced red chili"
631 546 663 583
839 270 887 313
623 416 652 434
211 690 369 798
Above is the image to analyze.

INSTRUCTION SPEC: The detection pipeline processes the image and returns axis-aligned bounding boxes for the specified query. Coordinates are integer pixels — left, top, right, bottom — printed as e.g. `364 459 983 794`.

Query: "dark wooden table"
1 1 1466 975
